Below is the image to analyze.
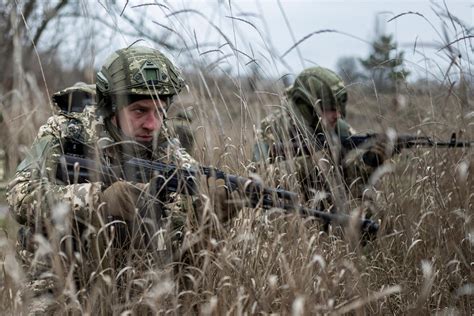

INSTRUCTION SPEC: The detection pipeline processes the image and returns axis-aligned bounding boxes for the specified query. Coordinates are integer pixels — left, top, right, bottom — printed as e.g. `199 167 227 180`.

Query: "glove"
362 134 394 167
196 176 243 223
99 181 147 221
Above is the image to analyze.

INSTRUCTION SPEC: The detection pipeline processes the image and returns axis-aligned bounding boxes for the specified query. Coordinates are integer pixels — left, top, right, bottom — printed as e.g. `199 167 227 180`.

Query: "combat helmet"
286 67 348 118
96 46 185 115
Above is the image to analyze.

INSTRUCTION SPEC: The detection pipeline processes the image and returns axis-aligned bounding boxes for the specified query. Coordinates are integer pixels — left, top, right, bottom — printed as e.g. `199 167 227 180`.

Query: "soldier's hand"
100 181 147 221
363 134 395 167
198 176 243 223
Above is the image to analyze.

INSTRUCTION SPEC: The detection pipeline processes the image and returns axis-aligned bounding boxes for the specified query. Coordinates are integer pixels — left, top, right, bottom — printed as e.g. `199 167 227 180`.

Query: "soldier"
7 46 238 314
52 81 195 153
253 67 392 214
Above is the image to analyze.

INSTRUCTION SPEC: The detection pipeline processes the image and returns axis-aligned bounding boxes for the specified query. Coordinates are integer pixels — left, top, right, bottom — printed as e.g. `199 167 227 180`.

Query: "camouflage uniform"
7 46 198 314
253 67 388 211
52 82 195 153
166 109 195 153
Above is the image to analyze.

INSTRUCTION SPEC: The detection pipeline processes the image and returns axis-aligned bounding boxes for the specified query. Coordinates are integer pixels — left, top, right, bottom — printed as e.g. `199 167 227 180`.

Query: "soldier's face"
113 99 164 142
321 110 339 129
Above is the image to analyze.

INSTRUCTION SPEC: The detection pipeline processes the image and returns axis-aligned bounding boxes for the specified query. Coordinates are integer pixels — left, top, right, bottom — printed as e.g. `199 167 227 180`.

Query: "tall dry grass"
0 1 473 315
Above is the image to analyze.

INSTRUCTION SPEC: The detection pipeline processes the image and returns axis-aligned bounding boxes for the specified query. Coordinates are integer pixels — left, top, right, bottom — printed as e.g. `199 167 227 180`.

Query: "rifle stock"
57 155 380 237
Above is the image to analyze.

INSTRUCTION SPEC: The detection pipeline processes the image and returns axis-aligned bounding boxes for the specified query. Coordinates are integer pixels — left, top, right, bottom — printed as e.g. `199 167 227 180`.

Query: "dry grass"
0 2 473 315
1 77 472 315
173 85 473 315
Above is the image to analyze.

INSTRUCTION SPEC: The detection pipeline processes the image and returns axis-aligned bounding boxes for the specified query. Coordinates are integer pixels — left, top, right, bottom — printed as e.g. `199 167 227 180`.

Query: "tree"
360 34 410 92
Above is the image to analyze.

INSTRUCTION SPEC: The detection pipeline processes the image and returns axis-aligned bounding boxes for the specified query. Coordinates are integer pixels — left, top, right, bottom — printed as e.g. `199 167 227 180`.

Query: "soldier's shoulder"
37 105 100 142
37 113 72 138
336 119 356 138
260 105 290 126
258 105 296 142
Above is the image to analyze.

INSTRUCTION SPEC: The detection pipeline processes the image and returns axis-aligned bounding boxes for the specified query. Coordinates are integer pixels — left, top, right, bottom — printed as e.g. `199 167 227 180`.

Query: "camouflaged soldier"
253 67 393 212
7 46 237 314
52 81 195 152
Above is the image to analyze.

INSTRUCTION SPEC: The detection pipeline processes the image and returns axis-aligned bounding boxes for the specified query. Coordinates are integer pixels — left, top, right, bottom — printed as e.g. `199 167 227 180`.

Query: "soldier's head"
96 46 185 142
286 67 347 130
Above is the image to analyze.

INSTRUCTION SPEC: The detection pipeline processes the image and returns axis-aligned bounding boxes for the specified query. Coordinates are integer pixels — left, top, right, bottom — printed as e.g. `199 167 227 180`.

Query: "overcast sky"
90 0 473 81
247 0 473 78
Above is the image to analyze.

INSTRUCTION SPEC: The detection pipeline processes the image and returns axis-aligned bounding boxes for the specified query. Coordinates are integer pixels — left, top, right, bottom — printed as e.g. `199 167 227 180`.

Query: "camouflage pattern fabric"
253 102 381 211
96 46 185 99
166 109 195 153
7 104 198 314
53 82 195 154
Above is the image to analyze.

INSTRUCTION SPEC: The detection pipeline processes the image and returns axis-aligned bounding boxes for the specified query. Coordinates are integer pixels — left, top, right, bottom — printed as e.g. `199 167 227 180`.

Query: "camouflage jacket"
7 104 198 282
253 104 382 208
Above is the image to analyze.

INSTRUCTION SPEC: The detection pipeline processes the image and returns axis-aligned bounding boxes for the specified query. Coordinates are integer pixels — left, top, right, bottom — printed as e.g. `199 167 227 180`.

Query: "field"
0 1 473 315
0 77 472 314
177 84 474 315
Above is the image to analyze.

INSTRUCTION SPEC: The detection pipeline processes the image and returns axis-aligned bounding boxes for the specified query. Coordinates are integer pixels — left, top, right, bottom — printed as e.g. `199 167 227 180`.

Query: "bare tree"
0 1 72 90
0 1 184 176
0 1 79 176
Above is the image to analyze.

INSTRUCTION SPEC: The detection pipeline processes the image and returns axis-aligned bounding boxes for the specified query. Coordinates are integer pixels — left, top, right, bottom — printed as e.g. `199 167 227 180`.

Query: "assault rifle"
57 155 380 237
269 132 473 159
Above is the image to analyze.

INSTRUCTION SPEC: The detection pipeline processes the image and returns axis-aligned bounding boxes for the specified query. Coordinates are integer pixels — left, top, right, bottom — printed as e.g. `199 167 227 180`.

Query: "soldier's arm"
339 120 391 199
